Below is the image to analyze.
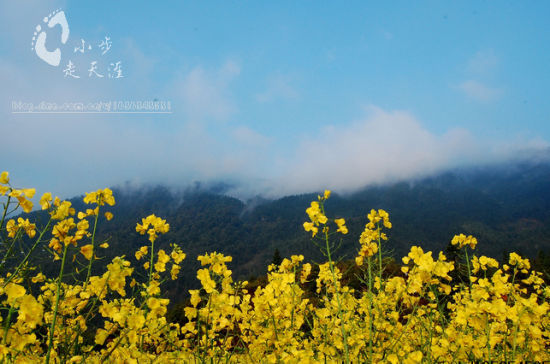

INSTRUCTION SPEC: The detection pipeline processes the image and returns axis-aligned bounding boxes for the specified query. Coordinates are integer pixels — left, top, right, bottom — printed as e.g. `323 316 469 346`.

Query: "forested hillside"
21 160 550 303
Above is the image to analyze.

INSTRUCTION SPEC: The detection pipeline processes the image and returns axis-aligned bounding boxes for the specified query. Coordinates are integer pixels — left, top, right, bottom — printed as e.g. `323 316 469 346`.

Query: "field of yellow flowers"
0 171 549 363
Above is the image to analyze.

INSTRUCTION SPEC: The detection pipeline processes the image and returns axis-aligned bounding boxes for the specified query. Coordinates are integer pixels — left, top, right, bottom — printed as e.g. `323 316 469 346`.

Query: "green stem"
0 196 11 235
485 314 491 361
206 294 213 359
511 319 518 362
1 306 14 345
367 256 373 363
71 274 111 359
45 243 69 364
99 298 150 364
377 223 383 286
3 219 52 286
290 266 296 330
84 208 101 288
317 201 350 363
464 248 472 288
267 302 281 364
267 302 280 342
324 227 350 364
149 240 155 284
0 230 21 273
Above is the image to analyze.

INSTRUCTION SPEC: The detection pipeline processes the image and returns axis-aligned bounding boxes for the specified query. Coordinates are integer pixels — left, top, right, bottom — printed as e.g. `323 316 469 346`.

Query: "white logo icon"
31 9 70 66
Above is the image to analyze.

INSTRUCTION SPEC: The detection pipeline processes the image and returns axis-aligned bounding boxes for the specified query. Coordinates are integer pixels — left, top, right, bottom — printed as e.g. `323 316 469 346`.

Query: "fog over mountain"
20 157 550 304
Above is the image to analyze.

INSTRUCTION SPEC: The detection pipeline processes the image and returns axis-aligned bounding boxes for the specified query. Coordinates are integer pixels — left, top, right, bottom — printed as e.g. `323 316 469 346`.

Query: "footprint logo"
31 9 70 66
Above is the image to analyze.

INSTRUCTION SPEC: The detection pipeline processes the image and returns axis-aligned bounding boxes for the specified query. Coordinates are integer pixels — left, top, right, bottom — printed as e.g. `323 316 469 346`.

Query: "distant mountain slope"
21 160 550 303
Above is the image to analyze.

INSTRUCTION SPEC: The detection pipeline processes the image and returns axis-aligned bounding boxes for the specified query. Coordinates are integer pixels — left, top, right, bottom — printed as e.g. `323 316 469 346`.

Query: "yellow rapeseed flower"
171 264 180 280
135 246 148 260
197 268 216 293
451 233 478 249
83 188 115 206
39 192 52 210
5 283 25 304
154 250 170 272
303 221 319 237
80 244 93 260
334 218 348 234
136 214 169 243
21 188 35 198
0 171 9 184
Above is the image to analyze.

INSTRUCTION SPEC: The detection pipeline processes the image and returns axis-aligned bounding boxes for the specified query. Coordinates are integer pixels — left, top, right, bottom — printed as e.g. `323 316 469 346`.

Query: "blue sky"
1 1 550 198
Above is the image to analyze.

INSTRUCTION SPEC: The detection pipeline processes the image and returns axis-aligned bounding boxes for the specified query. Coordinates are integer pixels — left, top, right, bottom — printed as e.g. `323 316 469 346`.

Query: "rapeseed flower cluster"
0 172 35 213
451 233 478 249
136 214 170 243
0 172 548 363
356 209 391 266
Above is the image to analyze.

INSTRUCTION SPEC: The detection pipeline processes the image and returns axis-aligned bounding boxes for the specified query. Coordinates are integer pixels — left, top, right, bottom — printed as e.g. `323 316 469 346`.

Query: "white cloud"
232 126 271 147
264 106 544 197
456 50 503 103
457 80 503 102
256 74 299 103
175 61 240 121
467 49 498 75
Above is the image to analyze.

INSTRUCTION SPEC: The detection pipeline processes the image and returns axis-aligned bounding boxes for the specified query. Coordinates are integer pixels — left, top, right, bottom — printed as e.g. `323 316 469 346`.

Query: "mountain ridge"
15 159 550 303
